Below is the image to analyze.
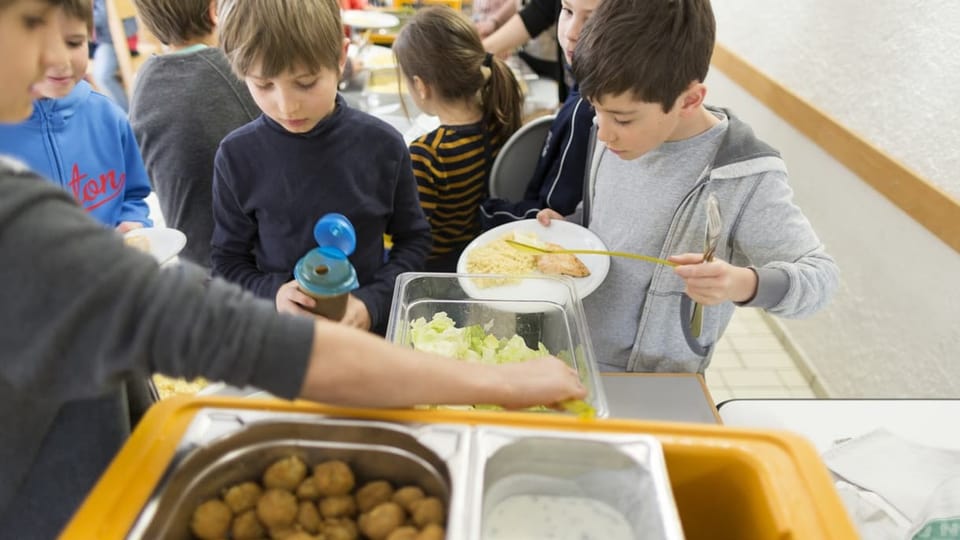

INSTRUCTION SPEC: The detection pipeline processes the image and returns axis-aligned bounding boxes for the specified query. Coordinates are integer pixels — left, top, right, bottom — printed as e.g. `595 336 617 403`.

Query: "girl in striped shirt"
394 6 523 271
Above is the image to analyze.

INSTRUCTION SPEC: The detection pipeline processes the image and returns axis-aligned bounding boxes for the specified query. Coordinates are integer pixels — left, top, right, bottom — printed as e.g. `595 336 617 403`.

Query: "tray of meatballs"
107 404 683 540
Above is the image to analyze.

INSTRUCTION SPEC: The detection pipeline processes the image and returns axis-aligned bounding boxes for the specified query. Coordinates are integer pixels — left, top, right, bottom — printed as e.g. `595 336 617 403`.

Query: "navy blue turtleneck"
211 95 431 334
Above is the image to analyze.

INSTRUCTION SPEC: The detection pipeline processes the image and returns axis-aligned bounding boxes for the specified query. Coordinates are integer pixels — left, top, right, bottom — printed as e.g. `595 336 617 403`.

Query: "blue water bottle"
293 213 359 320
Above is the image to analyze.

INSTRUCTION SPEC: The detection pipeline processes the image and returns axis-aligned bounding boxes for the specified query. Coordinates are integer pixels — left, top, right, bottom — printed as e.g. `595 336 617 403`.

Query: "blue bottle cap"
294 213 359 297
294 248 358 296
313 213 356 257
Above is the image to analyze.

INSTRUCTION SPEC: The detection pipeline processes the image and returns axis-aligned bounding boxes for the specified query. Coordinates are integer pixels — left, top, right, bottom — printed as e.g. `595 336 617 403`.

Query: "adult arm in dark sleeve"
351 151 431 332
0 166 586 408
0 169 314 403
483 0 559 54
519 0 560 38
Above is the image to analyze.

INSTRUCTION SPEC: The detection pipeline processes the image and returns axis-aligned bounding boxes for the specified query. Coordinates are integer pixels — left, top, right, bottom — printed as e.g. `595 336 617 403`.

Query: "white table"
718 398 960 452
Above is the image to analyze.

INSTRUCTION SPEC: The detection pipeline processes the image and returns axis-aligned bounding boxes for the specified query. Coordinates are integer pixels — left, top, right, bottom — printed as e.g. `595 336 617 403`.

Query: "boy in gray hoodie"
538 0 839 372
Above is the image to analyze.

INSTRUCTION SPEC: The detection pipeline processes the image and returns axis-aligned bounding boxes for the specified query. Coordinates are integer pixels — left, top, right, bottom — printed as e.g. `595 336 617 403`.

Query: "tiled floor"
705 308 825 404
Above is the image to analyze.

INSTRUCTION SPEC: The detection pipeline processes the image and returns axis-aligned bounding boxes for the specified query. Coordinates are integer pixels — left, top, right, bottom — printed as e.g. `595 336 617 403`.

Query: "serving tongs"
504 239 676 267
690 194 722 338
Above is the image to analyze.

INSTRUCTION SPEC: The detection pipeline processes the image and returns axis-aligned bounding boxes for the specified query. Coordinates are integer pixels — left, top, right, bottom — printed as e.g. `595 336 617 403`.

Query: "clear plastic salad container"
386 272 608 417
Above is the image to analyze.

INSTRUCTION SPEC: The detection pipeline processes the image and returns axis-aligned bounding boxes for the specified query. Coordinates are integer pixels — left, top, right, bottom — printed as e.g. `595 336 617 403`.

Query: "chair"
488 114 555 202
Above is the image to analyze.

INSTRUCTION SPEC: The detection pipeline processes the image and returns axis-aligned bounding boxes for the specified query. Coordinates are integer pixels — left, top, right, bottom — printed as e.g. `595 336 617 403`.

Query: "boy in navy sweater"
212 0 431 336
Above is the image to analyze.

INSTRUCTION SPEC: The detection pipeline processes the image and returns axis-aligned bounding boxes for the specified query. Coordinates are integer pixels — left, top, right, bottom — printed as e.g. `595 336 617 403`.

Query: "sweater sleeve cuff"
737 266 789 309
248 313 314 399
351 288 382 331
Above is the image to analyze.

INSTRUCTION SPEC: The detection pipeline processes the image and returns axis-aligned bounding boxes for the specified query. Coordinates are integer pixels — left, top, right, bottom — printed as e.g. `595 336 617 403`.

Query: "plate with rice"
456 219 610 302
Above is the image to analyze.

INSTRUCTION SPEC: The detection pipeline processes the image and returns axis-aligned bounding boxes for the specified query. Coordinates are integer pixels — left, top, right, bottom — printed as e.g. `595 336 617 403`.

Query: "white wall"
706 68 960 397
712 0 960 200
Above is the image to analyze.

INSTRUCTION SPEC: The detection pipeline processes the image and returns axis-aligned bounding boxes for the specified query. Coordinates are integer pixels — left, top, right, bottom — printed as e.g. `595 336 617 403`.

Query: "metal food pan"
468 426 685 540
126 409 472 539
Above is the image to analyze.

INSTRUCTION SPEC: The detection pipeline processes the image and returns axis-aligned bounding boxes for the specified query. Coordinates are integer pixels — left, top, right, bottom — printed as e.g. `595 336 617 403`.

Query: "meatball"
298 500 322 533
409 497 445 527
319 494 357 519
190 498 232 540
417 523 445 540
263 456 308 491
282 533 317 540
256 488 299 529
313 460 355 496
358 501 405 540
231 509 265 540
356 480 394 513
323 517 360 540
223 481 263 514
385 526 419 540
391 486 425 512
296 477 321 500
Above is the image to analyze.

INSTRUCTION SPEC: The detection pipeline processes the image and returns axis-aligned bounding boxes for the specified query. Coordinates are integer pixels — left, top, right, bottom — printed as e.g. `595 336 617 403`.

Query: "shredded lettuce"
409 312 549 366
409 312 556 412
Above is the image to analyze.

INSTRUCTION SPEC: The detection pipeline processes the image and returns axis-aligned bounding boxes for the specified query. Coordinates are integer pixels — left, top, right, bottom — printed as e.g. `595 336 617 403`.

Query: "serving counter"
62 396 855 539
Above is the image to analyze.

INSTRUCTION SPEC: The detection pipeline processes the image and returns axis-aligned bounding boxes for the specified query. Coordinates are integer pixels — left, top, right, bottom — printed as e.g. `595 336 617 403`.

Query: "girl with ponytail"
394 5 523 271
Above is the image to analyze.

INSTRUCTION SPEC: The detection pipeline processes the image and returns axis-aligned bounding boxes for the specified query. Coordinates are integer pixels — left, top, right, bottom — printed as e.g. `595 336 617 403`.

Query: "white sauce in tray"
482 494 635 540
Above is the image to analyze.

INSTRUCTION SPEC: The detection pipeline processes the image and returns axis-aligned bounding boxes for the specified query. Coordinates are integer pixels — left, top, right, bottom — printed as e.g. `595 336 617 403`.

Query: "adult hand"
492 357 587 409
669 253 758 305
341 294 371 331
276 279 317 316
536 208 564 226
115 221 144 234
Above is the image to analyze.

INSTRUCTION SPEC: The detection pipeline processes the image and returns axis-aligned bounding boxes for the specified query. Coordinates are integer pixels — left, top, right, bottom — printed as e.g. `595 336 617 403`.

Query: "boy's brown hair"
218 0 343 78
573 0 715 112
62 0 93 33
132 0 215 46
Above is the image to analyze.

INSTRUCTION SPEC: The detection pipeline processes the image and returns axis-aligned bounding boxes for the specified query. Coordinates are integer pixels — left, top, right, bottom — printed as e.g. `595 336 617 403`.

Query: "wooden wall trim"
712 44 960 254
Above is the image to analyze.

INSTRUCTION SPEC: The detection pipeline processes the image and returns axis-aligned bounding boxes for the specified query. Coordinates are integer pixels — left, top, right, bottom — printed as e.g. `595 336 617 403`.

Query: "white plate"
342 10 400 29
456 219 610 302
124 227 186 265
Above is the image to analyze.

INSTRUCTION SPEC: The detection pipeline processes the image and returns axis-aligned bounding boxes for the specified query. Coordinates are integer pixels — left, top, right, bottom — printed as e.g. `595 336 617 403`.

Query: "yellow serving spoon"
505 238 677 267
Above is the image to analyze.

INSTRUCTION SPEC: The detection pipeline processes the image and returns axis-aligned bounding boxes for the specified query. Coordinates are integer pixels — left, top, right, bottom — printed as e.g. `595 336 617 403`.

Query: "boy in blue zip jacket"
538 0 838 373
0 0 151 232
480 0 598 228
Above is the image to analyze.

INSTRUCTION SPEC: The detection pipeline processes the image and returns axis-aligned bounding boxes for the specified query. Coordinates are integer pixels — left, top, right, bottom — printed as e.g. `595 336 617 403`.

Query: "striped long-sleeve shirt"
410 122 503 271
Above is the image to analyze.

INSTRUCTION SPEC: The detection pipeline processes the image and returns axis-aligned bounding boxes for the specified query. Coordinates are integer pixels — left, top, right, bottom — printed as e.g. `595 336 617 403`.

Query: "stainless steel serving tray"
126 409 473 539
125 408 681 539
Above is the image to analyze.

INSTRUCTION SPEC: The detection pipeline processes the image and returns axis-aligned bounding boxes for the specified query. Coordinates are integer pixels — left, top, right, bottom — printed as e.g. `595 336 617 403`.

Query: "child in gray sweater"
129 0 260 268
538 0 839 372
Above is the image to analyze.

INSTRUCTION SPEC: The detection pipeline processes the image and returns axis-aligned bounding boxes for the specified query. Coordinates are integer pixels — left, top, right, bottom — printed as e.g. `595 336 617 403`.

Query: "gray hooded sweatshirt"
576 107 839 372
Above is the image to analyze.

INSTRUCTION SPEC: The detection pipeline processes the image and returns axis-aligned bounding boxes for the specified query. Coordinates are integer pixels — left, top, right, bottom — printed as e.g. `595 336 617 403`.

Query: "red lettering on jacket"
68 163 125 212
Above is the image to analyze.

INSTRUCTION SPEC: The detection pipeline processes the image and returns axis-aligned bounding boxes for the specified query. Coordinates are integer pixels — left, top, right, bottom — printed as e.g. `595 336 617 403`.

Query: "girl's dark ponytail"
480 54 523 145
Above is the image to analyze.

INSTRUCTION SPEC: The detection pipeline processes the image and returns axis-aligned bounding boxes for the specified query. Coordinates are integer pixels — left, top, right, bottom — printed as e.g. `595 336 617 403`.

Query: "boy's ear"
209 0 218 26
338 37 350 75
678 81 707 116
